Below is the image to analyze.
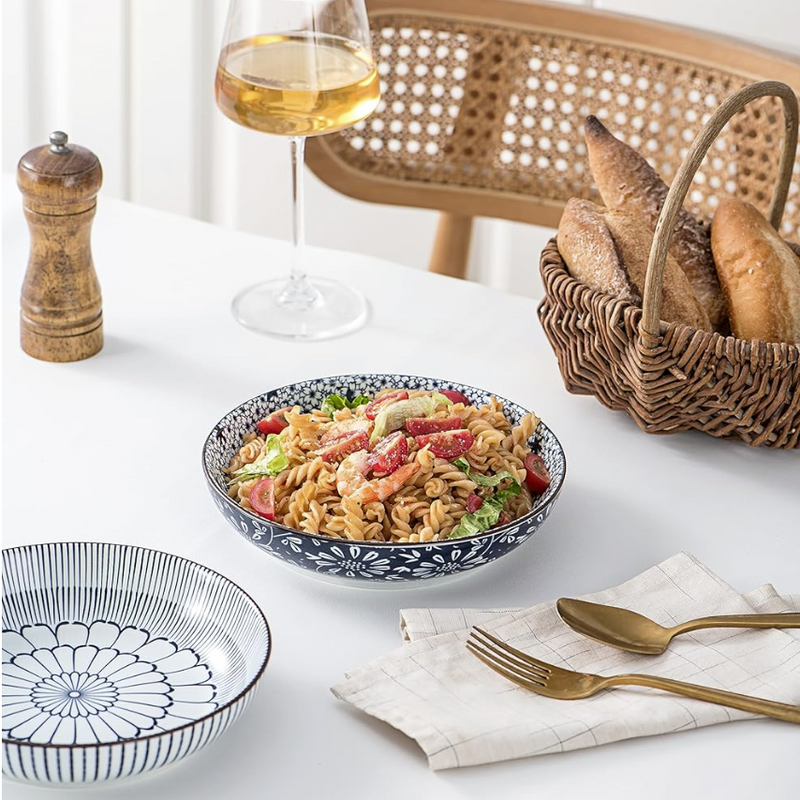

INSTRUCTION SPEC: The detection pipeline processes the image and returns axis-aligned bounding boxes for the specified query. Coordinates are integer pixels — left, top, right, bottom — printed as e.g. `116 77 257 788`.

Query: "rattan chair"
306 0 800 278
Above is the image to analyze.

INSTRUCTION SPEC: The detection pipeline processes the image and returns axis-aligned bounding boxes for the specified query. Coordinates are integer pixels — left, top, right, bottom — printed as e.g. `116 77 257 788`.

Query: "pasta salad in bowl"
202 375 565 586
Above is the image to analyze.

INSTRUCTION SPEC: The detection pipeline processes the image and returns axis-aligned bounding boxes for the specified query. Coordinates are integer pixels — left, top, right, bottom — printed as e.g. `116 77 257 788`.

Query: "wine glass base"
231 277 369 341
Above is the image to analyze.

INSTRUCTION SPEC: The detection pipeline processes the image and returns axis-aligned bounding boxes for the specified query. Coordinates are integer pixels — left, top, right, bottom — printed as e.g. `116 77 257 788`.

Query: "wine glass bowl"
215 32 380 136
214 0 380 340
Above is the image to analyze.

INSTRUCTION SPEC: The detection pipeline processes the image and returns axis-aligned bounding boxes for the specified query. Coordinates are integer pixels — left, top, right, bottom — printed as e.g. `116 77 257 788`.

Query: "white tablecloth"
2 175 798 798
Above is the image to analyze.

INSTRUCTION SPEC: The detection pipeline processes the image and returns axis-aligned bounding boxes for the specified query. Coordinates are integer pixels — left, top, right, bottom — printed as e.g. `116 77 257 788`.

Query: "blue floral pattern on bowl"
202 374 566 586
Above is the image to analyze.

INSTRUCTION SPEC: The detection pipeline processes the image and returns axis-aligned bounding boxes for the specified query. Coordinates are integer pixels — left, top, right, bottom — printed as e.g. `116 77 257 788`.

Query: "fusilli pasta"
225 389 546 542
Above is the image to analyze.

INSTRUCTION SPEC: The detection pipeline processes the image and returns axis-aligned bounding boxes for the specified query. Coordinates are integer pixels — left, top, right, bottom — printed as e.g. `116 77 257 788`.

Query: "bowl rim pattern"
202 373 567 550
1 540 272 750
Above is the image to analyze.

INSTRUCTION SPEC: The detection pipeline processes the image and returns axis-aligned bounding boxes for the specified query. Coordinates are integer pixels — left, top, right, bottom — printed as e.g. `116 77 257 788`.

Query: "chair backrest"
306 0 800 240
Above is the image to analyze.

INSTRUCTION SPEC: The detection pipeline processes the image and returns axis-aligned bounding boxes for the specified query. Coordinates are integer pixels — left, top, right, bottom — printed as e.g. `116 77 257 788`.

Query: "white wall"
3 0 799 299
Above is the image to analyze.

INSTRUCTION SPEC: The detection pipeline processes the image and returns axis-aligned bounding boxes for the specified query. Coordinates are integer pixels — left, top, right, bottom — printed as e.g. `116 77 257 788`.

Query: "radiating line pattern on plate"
2 542 271 785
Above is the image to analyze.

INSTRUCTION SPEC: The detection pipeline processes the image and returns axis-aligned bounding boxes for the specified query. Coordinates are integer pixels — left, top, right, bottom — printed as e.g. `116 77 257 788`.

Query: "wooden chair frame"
306 0 800 278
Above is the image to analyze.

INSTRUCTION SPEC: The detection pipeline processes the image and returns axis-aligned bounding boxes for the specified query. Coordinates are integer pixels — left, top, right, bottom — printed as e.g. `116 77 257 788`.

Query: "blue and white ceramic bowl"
203 375 566 588
2 542 271 786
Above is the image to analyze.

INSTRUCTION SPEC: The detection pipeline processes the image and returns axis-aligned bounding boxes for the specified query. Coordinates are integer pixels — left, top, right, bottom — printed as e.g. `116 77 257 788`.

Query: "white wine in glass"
215 1 380 339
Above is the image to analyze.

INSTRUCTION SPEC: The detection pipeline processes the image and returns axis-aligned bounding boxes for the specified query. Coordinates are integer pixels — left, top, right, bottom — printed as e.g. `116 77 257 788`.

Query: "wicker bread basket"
538 81 800 449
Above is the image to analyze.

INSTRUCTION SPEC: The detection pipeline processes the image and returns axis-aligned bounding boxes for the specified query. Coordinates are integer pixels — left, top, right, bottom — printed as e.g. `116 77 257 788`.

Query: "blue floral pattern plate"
2 542 271 786
203 374 566 587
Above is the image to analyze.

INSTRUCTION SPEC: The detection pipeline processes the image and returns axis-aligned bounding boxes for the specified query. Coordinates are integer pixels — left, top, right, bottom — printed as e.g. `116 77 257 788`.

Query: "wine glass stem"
278 135 320 308
290 135 306 283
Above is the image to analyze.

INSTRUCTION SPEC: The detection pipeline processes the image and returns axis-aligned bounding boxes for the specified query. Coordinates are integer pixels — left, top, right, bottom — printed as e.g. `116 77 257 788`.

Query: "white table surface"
2 173 799 798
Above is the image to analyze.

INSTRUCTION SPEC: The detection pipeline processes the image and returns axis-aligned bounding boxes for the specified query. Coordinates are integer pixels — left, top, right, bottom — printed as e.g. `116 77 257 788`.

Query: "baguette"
584 116 726 330
710 199 800 343
557 198 711 331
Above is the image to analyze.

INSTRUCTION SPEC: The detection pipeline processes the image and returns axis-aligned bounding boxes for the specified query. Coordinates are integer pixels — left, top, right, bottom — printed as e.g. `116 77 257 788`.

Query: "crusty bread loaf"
711 199 800 343
557 198 712 331
556 198 640 305
584 116 726 331
603 210 712 333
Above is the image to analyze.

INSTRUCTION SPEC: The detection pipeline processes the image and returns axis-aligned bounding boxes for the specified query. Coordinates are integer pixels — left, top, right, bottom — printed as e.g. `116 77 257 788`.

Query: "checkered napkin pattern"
331 553 800 770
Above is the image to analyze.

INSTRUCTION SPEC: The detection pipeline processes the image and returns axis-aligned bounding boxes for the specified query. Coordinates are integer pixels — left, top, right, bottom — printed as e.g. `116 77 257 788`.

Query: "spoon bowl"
556 598 800 655
556 598 672 654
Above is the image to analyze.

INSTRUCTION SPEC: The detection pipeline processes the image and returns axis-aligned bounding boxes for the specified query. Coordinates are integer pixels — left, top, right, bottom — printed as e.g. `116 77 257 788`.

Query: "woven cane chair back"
306 0 800 273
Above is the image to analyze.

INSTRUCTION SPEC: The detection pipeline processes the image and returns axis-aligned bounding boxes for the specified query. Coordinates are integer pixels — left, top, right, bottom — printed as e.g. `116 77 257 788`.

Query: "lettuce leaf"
320 393 370 418
229 433 289 483
453 458 517 488
447 464 521 538
493 482 522 506
432 392 454 406
371 396 436 442
449 510 486 538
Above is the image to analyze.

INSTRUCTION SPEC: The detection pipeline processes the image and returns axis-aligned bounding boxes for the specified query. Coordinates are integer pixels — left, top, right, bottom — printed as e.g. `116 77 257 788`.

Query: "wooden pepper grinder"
18 131 103 362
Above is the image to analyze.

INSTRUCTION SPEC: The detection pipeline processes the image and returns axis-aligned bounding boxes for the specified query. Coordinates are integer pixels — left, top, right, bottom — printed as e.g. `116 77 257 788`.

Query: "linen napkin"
331 553 800 770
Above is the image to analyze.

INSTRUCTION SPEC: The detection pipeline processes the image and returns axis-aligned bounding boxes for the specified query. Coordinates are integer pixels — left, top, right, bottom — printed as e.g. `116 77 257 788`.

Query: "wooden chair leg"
428 212 473 279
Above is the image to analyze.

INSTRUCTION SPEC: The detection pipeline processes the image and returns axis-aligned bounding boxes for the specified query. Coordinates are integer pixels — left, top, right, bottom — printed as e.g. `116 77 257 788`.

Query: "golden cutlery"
556 598 800 655
466 627 800 723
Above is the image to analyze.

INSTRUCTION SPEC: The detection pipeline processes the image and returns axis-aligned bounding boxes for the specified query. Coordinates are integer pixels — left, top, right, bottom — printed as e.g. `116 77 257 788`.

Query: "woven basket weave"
537 81 800 449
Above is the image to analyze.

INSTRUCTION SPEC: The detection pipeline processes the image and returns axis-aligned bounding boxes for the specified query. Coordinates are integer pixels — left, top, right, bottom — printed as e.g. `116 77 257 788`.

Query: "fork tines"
467 627 553 693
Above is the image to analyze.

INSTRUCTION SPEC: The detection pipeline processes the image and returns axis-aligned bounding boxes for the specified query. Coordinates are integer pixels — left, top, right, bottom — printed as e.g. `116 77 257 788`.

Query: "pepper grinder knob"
49 131 70 153
17 131 103 362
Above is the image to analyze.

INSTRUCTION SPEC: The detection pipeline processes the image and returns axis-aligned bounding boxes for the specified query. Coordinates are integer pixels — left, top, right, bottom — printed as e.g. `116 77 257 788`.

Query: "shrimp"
337 451 420 503
320 418 372 445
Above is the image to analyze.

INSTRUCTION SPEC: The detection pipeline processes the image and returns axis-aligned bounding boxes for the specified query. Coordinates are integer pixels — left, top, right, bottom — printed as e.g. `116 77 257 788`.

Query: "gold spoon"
556 598 800 655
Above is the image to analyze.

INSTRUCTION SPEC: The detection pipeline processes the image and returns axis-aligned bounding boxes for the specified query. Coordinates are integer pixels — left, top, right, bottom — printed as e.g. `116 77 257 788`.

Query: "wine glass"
215 0 380 340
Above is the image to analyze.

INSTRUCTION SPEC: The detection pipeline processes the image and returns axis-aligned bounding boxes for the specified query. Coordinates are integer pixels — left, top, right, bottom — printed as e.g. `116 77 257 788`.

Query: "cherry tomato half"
368 431 408 474
405 416 462 436
438 389 471 406
523 453 551 494
318 430 370 463
415 429 475 460
249 478 275 520
466 493 484 513
256 407 291 435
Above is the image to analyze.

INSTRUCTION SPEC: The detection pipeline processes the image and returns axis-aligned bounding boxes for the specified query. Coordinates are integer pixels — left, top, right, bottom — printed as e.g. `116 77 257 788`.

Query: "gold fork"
466 627 800 723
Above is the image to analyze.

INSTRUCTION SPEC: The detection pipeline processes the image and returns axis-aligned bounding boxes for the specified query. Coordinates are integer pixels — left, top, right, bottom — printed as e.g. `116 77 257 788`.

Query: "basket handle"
641 80 799 336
